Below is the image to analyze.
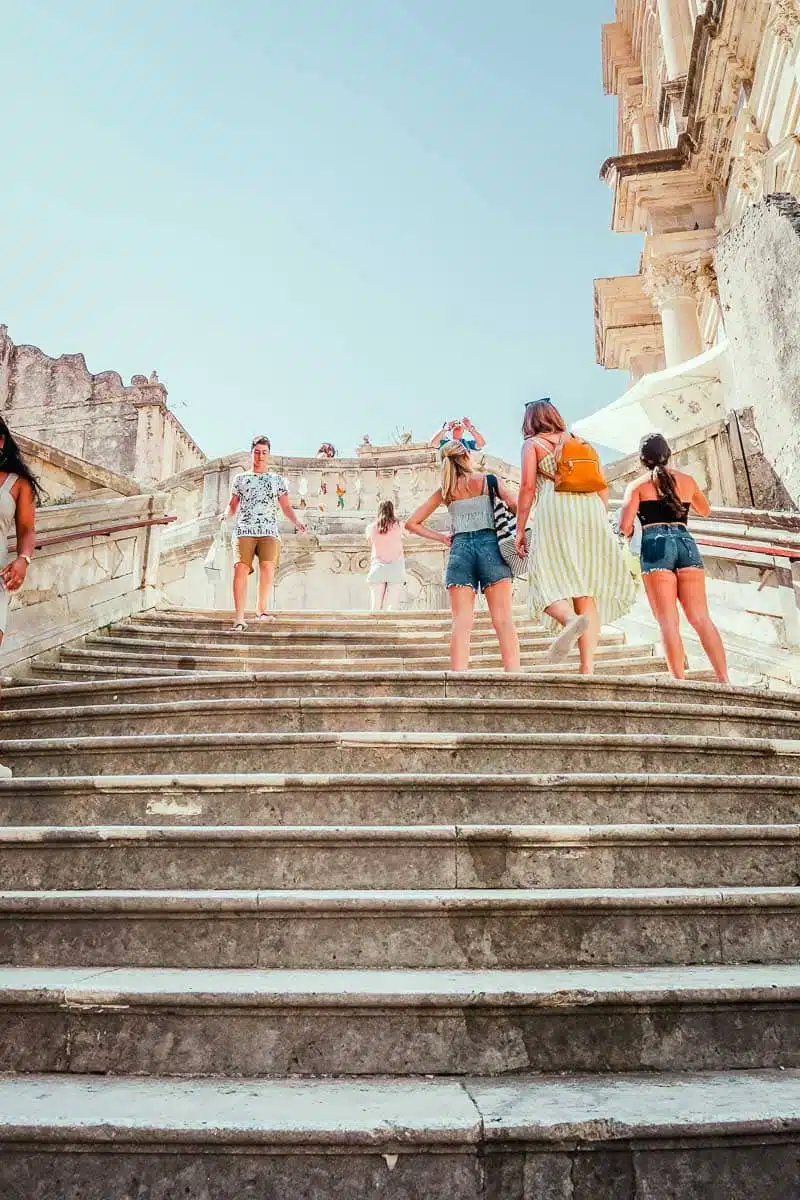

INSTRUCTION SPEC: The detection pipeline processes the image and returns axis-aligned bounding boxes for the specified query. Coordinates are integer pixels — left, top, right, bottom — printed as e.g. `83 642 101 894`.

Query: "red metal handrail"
694 534 800 561
34 515 176 551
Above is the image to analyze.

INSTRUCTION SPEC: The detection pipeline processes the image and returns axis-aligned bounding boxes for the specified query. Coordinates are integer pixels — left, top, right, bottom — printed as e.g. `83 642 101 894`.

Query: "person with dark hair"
515 398 635 674
365 499 406 611
619 432 728 683
221 436 306 630
406 440 521 671
0 417 40 777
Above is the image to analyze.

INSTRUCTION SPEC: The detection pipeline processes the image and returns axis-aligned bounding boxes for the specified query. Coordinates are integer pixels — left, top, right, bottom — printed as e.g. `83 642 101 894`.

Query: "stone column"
642 258 705 368
657 0 689 80
131 375 169 485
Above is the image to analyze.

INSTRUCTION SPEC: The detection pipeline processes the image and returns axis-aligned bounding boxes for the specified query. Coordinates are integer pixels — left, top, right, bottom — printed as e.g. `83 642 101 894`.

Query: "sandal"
230 621 249 632
256 612 277 621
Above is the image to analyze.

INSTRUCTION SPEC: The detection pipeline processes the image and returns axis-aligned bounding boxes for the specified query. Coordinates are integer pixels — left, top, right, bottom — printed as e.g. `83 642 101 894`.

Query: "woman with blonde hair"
365 499 406 611
619 432 728 683
515 399 636 675
406 440 521 671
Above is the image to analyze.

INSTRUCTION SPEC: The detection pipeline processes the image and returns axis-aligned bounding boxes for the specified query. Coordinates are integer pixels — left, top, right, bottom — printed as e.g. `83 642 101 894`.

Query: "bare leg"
484 579 521 672
0 632 8 776
385 583 403 612
544 599 575 628
677 568 729 683
257 560 277 616
370 583 386 612
573 595 600 676
643 570 685 679
233 563 250 626
448 586 476 671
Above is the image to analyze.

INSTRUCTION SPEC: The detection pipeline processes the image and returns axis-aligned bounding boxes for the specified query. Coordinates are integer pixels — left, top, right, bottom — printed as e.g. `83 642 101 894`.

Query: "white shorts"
367 559 406 585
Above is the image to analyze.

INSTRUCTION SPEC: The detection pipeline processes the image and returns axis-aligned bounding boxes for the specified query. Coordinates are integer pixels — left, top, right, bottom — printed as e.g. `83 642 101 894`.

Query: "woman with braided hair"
619 432 728 683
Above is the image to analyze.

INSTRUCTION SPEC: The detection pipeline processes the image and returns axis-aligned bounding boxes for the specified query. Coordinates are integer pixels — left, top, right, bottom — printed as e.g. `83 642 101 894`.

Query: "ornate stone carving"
733 117 771 199
772 0 800 47
641 257 700 307
695 259 719 304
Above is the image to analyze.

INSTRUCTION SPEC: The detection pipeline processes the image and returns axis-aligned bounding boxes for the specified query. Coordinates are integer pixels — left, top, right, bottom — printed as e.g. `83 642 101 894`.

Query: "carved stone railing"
1 494 171 673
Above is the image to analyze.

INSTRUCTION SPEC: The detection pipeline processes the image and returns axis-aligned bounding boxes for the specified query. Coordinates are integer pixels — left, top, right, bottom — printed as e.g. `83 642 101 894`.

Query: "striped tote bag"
486 474 530 578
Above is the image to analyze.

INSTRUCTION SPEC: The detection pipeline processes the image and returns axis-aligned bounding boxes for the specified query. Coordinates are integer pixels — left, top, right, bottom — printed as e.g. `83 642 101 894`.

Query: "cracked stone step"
6 671 787 711
4 729 800 778
0 1071 798 1199
0 886 797 969
1 823 798 890
2 964 800 1077
3 695 800 740
1 773 796 828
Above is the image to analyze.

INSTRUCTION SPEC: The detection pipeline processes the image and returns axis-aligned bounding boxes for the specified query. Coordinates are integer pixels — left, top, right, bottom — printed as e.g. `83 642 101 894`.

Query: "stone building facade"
587 0 800 498
0 325 205 485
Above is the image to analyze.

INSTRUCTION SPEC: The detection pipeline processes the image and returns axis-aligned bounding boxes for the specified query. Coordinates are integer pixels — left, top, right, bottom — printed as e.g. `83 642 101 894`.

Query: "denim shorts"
640 524 704 575
445 529 513 592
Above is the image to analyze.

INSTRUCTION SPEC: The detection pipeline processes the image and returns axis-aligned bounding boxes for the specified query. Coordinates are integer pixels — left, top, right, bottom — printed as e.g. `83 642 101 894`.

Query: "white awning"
574 341 730 454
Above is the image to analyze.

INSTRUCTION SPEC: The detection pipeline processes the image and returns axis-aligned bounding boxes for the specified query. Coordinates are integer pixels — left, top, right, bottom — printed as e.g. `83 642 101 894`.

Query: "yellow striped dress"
528 444 637 632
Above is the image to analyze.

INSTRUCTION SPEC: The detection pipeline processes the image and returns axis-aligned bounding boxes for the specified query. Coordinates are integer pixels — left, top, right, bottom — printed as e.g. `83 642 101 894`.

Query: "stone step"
1 823 797 890
87 630 624 661
1 772 795 828
0 886 796 968
106 620 562 647
148 605 533 628
57 640 654 673
2 965 799 1077
28 652 685 682
4 729 799 778
4 1071 799 1199
2 695 799 740
5 669 781 711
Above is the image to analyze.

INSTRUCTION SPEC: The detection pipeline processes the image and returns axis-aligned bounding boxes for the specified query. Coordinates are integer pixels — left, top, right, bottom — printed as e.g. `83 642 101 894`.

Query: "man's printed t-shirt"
232 471 288 538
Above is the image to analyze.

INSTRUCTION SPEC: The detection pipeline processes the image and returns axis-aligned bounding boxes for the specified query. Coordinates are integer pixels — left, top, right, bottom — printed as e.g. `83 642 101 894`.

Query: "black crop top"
638 498 691 527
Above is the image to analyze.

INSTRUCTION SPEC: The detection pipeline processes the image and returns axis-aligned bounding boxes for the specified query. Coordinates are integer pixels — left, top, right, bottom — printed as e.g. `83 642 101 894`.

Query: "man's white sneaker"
0 763 12 779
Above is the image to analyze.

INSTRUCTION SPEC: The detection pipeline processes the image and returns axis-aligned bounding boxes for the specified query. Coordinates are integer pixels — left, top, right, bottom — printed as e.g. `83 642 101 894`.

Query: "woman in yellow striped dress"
515 399 636 675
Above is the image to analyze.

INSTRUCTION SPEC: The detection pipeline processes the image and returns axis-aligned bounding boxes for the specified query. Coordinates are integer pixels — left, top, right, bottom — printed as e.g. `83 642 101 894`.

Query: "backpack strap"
485 473 499 501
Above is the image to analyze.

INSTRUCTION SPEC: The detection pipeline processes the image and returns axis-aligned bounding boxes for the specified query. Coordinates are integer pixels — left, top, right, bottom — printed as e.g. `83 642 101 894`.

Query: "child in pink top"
365 501 406 611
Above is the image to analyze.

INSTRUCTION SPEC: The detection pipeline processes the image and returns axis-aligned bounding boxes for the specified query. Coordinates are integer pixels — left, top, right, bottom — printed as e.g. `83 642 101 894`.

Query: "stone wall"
1 492 168 672
17 434 140 504
0 326 206 485
716 194 800 510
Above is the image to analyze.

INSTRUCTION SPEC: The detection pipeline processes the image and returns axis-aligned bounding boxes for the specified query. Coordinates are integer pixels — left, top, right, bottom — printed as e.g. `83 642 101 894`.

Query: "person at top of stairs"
365 499 407 611
405 439 521 671
620 432 729 685
220 434 306 631
0 417 40 779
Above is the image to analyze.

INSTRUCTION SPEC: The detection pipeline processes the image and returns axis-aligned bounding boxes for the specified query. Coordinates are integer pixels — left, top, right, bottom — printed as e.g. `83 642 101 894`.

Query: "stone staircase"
1 607 799 1198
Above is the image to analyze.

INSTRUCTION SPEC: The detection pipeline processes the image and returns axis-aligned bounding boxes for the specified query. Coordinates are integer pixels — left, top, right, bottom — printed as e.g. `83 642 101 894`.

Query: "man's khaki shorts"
233 536 281 574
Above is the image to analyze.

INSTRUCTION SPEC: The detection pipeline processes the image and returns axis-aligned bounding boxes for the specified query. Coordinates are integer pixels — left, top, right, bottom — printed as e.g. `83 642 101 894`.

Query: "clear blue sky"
3 0 640 465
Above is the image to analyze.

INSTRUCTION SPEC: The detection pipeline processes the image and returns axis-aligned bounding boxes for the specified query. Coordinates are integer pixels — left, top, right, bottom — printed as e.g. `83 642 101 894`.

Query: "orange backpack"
538 433 607 495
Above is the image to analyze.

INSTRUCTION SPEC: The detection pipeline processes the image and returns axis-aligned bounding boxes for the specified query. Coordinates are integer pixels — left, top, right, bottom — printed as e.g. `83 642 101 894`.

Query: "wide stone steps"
1 772 797 827
4 728 800 777
1 886 797 969
2 823 797 890
3 1071 799 1199
5 605 800 1194
48 639 659 675
3 965 799 1077
5 669 787 708
4 695 800 739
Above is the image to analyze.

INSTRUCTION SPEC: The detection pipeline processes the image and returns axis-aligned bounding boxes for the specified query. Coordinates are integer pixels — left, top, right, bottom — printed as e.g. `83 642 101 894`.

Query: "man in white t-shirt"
221 435 306 630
